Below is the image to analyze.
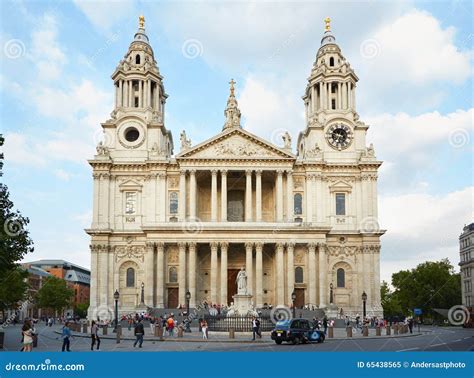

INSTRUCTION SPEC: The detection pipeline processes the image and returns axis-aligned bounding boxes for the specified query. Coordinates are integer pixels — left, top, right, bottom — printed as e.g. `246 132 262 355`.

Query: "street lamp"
361 291 367 319
185 291 192 333
113 289 120 332
291 291 296 318
329 283 334 304
140 282 145 305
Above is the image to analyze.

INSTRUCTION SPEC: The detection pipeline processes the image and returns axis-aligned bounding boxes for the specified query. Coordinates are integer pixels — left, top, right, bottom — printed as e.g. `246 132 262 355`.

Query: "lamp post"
329 283 334 304
291 291 296 319
140 282 145 305
113 289 120 332
185 291 191 333
361 291 367 319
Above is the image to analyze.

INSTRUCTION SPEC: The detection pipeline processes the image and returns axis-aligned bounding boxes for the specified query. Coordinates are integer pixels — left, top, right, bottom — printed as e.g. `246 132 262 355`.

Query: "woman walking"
61 322 71 352
21 320 34 352
90 321 100 351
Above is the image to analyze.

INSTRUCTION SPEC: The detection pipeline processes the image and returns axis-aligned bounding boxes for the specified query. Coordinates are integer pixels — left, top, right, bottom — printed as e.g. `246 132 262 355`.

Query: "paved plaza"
1 323 472 352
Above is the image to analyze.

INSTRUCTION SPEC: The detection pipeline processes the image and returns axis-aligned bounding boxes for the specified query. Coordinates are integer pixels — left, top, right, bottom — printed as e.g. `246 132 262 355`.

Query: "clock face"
326 124 353 150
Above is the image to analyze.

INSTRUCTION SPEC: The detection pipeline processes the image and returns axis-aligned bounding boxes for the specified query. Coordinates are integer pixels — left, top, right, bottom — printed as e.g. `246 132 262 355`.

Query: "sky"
0 0 472 284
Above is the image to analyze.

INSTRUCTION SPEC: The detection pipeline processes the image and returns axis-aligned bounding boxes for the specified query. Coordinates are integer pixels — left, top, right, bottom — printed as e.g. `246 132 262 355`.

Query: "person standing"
252 317 258 340
323 316 328 335
90 321 100 351
255 318 261 338
133 319 144 348
167 315 175 337
61 322 71 352
21 320 34 352
201 319 208 340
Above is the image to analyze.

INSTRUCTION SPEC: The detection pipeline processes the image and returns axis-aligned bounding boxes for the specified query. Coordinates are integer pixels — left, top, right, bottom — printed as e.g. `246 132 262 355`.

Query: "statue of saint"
236 267 248 295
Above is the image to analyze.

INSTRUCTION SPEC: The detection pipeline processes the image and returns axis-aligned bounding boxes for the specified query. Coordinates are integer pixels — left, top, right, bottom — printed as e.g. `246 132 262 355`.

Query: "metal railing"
204 315 274 332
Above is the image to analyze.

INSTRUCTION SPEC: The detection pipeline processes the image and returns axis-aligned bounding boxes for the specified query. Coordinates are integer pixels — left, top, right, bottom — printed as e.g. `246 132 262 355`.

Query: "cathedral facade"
87 17 384 319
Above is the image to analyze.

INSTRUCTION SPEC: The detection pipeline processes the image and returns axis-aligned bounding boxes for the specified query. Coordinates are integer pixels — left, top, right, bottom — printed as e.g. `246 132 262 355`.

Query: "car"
270 318 325 345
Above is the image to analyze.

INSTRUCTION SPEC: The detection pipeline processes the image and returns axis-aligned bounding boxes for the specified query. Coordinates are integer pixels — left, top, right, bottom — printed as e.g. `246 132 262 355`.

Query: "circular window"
125 127 140 142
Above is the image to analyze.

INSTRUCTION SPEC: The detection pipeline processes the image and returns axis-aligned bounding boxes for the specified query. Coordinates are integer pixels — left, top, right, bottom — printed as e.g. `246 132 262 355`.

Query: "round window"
125 127 140 142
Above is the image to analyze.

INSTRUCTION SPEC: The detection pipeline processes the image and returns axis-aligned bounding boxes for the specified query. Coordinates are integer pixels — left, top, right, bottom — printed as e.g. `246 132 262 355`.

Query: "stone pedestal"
325 303 338 319
232 294 253 315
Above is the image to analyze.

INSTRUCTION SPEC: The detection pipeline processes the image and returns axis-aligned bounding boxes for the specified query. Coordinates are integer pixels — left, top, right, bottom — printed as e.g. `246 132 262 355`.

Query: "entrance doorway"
294 288 305 308
227 190 244 221
227 269 239 305
167 288 178 308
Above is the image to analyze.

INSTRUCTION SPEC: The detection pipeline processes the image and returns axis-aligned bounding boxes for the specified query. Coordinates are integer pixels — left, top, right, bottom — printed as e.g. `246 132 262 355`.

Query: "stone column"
319 82 324 109
337 82 342 109
118 80 123 107
92 173 100 227
276 170 283 222
179 170 186 221
352 84 356 109
138 80 143 108
220 242 228 305
308 243 316 306
373 246 381 305
363 246 372 304
318 243 327 308
99 173 110 227
159 173 166 222
89 246 99 311
211 169 218 222
145 242 154 306
221 170 227 222
156 242 165 308
255 170 262 222
155 82 160 110
255 242 263 307
178 242 187 307
189 169 197 219
147 79 151 107
245 242 254 295
315 173 323 223
188 242 196 308
311 85 316 115
123 80 128 107
286 170 293 221
210 242 218 304
276 243 285 306
306 174 313 223
245 170 253 221
287 242 295 305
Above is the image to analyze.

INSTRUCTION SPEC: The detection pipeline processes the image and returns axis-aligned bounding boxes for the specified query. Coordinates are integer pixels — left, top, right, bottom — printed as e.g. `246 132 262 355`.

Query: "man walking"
252 317 258 341
133 319 144 348
61 322 71 352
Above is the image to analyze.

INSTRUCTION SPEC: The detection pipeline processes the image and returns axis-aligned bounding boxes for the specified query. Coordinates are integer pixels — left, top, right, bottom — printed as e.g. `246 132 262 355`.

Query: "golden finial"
229 78 236 96
139 15 145 28
324 17 331 32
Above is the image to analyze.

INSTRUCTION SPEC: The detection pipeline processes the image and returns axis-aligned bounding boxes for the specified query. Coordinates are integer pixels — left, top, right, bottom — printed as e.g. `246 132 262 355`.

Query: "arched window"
126 267 135 287
295 267 304 283
170 192 178 214
337 268 345 288
329 57 335 66
294 193 303 215
135 54 141 64
169 266 178 283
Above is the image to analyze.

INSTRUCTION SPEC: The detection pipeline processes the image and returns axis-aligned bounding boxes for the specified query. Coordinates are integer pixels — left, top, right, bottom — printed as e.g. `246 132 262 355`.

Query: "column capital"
255 169 263 176
275 242 284 251
146 241 155 249
156 242 165 251
276 169 284 175
287 241 295 250
255 242 264 251
220 241 229 250
188 241 197 250
245 169 253 176
245 242 254 250
317 242 327 251
220 169 228 176
308 242 316 252
180 169 187 176
158 172 166 178
211 169 218 176
210 241 219 250
189 169 196 175
286 169 293 176
178 242 186 250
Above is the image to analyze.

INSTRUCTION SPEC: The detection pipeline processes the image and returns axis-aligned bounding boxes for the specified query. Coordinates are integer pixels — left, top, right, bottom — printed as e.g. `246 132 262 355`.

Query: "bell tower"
96 15 173 162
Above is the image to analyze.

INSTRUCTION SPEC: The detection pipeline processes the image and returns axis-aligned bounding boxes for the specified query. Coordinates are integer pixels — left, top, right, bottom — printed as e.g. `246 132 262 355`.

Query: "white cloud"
366 108 473 193
3 132 46 167
73 0 135 33
379 187 472 282
53 169 73 181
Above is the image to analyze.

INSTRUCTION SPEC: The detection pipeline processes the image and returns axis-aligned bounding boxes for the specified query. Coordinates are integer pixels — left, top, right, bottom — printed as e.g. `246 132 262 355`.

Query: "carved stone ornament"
168 177 179 188
168 250 178 264
115 245 146 262
294 250 305 264
214 139 267 157
327 245 359 257
305 142 323 159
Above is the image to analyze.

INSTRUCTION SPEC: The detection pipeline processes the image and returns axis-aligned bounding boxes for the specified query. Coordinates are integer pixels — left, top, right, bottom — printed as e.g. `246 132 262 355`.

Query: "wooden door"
294 288 305 308
167 288 179 309
227 269 239 305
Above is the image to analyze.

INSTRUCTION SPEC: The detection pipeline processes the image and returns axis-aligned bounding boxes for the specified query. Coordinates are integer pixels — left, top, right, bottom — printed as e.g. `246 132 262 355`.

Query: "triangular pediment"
329 180 352 193
176 128 295 160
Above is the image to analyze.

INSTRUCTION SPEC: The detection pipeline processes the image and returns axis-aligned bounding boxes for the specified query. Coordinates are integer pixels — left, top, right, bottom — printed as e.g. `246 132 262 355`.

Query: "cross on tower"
325 17 331 32
229 78 236 96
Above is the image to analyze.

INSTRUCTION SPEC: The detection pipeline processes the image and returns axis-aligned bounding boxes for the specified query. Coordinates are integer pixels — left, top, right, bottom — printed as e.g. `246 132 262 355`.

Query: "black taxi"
270 318 325 345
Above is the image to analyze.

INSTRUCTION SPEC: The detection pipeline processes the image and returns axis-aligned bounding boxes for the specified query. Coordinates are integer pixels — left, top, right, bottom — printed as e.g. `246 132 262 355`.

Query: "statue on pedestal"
236 267 248 295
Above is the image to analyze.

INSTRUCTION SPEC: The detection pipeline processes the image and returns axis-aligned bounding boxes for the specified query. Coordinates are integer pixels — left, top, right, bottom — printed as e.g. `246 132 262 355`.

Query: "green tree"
74 302 89 319
380 281 402 319
391 259 461 320
36 276 74 316
0 135 34 276
0 267 29 319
